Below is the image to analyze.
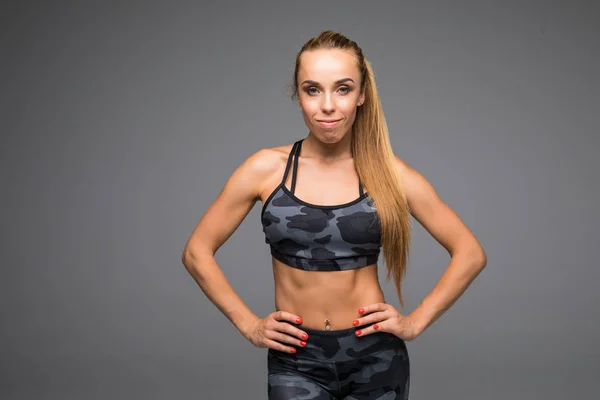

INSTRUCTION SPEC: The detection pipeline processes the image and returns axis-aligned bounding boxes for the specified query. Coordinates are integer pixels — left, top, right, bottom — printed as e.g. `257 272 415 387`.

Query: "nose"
320 93 335 114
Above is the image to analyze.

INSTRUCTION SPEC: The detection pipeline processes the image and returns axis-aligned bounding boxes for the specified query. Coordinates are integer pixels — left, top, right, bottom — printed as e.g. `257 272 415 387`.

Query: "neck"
302 132 353 162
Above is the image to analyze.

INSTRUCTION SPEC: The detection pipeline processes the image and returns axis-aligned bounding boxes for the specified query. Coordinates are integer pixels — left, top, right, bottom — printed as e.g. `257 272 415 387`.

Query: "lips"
316 118 342 129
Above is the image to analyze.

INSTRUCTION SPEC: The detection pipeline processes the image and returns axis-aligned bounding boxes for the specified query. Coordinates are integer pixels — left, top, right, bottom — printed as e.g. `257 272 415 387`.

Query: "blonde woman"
182 30 487 400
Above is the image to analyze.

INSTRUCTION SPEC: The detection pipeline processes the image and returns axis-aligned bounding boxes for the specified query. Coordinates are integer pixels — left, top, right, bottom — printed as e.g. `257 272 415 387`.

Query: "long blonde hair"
291 31 412 308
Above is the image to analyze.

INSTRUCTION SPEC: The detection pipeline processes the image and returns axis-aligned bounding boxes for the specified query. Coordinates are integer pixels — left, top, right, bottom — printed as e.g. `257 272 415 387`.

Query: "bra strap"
290 139 303 194
281 141 300 186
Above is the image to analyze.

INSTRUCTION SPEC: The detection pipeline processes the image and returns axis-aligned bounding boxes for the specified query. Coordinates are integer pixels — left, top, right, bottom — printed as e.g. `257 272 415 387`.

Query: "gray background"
2 1 598 399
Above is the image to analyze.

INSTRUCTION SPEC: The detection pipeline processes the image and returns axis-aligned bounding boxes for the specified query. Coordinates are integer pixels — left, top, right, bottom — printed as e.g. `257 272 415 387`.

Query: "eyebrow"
301 78 355 86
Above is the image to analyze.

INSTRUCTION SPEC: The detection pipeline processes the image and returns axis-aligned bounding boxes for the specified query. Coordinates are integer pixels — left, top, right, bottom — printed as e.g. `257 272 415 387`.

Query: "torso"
259 140 386 330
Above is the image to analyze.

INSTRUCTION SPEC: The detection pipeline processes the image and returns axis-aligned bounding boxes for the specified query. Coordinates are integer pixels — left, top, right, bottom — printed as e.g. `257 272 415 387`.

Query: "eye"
338 86 351 94
305 87 319 95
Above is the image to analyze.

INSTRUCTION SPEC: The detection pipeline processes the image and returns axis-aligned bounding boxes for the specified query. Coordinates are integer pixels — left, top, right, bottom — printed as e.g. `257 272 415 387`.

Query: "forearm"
409 247 486 335
182 250 258 339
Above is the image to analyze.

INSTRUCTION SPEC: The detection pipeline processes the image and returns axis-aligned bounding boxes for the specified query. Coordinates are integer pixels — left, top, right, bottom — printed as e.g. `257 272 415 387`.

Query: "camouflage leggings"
267 325 410 399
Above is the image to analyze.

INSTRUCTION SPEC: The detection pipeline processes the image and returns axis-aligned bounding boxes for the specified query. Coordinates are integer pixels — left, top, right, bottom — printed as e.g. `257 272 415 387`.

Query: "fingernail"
358 308 364 314
290 348 297 354
296 318 302 324
353 320 359 326
374 324 379 330
300 341 306 347
356 330 362 336
301 333 308 340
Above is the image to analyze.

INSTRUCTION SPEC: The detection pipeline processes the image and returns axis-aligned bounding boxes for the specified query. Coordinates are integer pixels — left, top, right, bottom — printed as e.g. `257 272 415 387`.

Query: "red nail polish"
296 318 302 324
300 341 306 347
353 320 359 326
374 324 379 330
290 348 296 354
356 330 362 336
302 333 308 340
358 308 364 314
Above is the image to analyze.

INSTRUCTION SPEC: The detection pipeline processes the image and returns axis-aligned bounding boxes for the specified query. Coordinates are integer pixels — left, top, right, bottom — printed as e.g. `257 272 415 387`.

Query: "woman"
182 30 487 400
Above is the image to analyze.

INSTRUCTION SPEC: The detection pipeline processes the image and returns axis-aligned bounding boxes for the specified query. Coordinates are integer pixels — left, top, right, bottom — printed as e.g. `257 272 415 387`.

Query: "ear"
357 91 365 106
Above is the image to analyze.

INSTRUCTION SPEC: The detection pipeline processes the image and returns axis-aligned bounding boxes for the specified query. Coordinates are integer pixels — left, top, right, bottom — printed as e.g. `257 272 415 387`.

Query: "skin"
182 48 487 355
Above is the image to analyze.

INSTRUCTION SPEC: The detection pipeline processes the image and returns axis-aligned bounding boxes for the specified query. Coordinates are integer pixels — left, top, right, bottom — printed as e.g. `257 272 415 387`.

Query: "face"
296 48 365 143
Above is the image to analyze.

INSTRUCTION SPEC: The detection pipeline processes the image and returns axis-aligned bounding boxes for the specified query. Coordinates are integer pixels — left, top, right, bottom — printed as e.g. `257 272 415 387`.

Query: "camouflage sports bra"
261 139 381 271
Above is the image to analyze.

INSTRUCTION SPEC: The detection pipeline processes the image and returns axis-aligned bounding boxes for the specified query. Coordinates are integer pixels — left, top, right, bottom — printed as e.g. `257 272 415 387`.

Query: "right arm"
181 149 308 352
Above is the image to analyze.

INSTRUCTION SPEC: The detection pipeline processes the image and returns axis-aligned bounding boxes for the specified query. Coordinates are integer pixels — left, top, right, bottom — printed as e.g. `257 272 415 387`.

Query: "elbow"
181 250 191 270
181 247 199 271
451 239 487 270
475 246 487 270
458 241 487 271
181 244 212 271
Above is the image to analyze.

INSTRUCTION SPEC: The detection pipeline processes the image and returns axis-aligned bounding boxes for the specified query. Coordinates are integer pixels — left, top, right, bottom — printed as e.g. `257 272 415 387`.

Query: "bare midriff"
272 258 386 331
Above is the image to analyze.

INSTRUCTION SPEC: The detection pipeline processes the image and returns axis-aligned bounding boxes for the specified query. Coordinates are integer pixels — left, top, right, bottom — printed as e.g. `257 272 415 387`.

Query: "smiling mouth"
316 119 341 128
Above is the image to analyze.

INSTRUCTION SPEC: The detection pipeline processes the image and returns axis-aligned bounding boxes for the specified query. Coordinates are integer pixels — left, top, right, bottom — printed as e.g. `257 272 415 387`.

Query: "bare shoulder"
249 143 295 197
392 154 444 220
393 155 412 180
392 155 430 203
235 144 282 174
248 143 292 174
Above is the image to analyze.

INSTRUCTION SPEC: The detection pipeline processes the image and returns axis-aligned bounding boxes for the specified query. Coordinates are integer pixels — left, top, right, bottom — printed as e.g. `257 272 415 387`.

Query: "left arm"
397 156 487 336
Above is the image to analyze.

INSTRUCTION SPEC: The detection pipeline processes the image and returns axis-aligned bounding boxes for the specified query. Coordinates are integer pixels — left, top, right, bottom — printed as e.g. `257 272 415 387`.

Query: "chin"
311 125 350 142
318 134 353 147
313 131 343 143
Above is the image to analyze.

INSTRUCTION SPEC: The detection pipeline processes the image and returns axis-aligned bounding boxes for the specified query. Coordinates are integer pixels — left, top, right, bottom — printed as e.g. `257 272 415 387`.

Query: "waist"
272 259 385 330
268 324 403 362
